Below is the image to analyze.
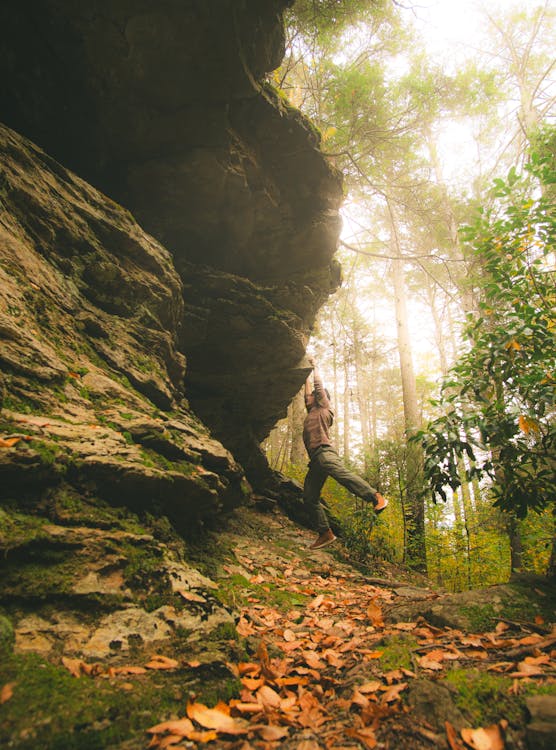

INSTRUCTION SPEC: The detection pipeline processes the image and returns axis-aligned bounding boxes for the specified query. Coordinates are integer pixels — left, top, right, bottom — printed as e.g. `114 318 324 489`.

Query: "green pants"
303 446 378 533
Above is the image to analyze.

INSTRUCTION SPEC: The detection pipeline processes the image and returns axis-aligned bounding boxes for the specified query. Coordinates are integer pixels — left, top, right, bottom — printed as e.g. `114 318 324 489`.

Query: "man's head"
307 388 331 410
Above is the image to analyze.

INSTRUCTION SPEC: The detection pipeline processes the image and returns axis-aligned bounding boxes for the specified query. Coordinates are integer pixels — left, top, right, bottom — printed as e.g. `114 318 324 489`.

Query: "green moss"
0 651 185 749
216 574 308 612
444 668 555 726
206 621 239 642
378 634 418 672
0 508 48 547
196 676 242 707
459 592 546 631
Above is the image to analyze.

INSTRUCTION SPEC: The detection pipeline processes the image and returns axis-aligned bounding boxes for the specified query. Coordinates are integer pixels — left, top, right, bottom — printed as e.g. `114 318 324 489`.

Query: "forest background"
262 0 556 590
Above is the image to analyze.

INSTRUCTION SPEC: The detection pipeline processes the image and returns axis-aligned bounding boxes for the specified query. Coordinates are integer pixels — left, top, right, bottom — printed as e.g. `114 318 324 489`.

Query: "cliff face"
0 0 343 488
0 3 343 738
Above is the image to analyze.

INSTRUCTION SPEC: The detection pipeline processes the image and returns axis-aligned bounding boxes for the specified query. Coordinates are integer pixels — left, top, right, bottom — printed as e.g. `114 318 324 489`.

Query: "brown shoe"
373 493 388 514
309 529 337 550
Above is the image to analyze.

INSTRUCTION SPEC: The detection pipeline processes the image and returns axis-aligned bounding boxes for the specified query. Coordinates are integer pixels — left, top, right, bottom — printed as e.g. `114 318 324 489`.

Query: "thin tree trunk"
343 348 350 462
353 325 371 473
388 199 426 572
289 388 307 466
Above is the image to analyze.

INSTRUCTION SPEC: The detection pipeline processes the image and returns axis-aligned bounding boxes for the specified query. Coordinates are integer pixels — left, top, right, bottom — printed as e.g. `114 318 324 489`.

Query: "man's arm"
311 361 331 408
304 358 314 404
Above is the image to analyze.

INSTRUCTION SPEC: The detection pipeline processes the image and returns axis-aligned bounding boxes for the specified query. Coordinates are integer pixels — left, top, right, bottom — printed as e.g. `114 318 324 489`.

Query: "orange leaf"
505 339 521 351
445 721 466 750
256 684 282 709
518 415 539 434
358 680 382 694
309 594 325 609
0 437 22 448
236 616 255 636
177 589 206 603
229 701 262 714
257 640 278 680
186 700 248 735
346 726 377 749
112 665 147 675
256 725 290 741
61 656 86 678
381 682 408 703
419 654 444 671
147 718 195 736
241 675 264 691
367 599 384 628
145 655 179 670
0 682 16 704
461 724 505 750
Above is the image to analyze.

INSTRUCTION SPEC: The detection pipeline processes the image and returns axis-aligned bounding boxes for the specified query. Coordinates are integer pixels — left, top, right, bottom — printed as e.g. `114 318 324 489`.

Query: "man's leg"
303 460 329 534
314 447 380 504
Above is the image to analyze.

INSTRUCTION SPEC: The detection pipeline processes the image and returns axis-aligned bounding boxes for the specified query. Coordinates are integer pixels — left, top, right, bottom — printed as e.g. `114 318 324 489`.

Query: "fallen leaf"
229 701 263 715
381 682 408 703
61 656 86 678
256 640 278 680
145 655 179 670
186 700 248 735
0 682 16 704
236 616 255 636
418 654 444 670
0 436 22 448
147 718 195 736
256 684 281 709
445 721 466 750
346 726 377 749
309 594 325 610
256 725 290 741
177 589 206 603
357 680 382 694
461 724 505 750
112 665 148 676
367 599 384 628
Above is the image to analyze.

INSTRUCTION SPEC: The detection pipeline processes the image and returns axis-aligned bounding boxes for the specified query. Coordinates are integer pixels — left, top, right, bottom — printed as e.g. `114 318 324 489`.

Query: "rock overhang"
0 0 344 490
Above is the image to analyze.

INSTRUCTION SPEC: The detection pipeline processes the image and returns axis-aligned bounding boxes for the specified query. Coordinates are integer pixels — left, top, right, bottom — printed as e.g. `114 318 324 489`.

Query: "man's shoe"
309 529 337 550
373 493 388 514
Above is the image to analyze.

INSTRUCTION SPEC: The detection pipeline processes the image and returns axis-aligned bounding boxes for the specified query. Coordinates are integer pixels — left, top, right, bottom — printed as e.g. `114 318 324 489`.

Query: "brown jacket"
303 373 334 456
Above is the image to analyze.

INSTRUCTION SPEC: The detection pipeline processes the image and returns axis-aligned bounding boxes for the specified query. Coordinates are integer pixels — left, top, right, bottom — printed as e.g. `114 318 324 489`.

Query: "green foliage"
378 634 417 672
418 130 556 518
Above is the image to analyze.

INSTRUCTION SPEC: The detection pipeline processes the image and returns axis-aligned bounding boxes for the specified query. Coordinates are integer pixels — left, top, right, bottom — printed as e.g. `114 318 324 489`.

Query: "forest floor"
2 503 555 750
146 504 556 750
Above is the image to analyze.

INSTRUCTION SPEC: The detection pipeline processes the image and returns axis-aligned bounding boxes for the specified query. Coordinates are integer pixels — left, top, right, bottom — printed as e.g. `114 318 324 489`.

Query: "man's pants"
303 446 378 533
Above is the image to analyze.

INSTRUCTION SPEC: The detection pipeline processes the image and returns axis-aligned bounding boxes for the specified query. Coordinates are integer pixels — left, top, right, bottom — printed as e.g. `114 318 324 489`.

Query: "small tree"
418 126 555 558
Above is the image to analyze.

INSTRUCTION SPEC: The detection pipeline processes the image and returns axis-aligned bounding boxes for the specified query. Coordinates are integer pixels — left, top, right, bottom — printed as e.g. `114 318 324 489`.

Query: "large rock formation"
0 0 344 489
0 122 245 528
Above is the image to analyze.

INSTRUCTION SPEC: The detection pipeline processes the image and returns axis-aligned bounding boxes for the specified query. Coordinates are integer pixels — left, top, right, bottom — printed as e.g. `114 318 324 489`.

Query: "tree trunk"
353 325 371 473
388 199 426 572
343 347 350 462
289 388 307 466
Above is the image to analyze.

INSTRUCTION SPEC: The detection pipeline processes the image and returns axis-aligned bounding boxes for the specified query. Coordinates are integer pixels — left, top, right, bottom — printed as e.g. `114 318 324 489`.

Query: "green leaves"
420 129 556 518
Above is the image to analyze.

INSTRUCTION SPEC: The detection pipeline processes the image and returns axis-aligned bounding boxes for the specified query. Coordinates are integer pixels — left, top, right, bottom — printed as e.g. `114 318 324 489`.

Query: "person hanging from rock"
302 357 388 550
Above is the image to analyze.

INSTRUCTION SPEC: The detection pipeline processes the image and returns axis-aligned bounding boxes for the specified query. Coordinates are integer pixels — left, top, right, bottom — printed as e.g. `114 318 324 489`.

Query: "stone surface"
525 695 556 750
0 0 344 492
0 123 244 526
407 678 466 732
4 516 235 661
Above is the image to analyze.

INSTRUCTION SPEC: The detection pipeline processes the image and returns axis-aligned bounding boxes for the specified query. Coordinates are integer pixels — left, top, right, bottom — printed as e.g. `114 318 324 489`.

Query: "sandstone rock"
407 678 466 732
0 0 343 494
525 695 556 750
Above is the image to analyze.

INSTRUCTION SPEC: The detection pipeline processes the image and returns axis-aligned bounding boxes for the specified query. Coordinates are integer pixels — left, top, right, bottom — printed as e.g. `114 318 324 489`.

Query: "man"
302 358 388 549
